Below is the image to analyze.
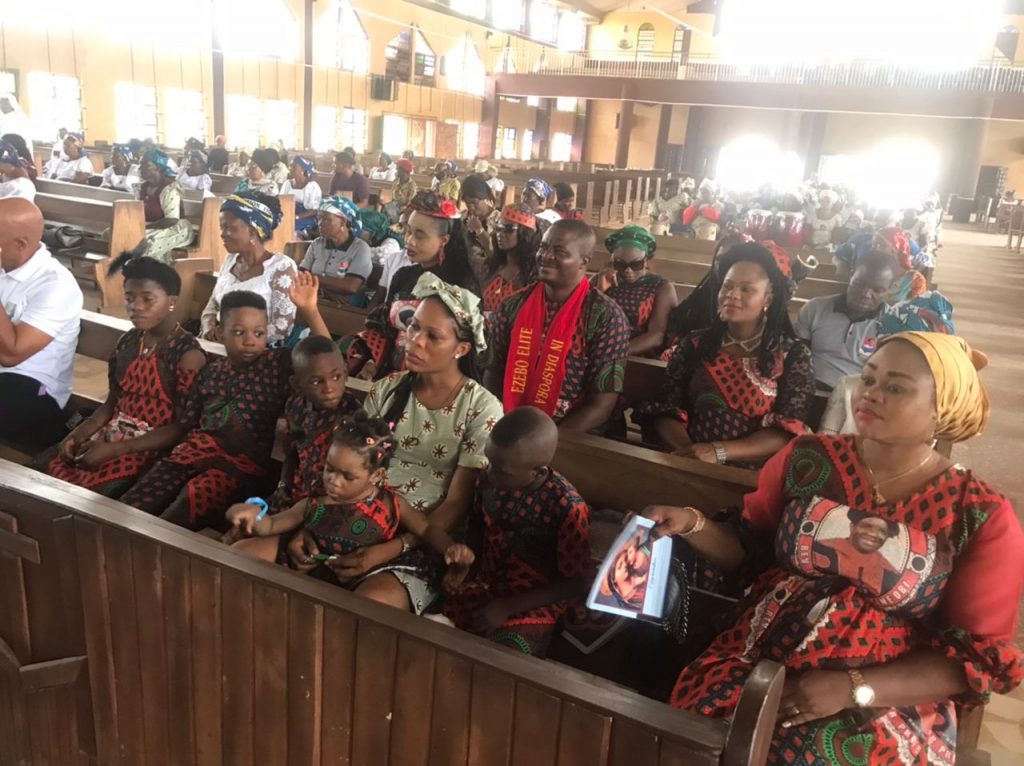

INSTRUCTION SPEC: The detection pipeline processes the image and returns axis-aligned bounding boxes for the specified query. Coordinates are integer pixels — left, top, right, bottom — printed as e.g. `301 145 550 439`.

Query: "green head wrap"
604 225 656 257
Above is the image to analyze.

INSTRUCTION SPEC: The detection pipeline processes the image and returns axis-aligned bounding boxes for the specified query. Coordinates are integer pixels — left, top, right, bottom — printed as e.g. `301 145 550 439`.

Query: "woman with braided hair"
636 241 814 467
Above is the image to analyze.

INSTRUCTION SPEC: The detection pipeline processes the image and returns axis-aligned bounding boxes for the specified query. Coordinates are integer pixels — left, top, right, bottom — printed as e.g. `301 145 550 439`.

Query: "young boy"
122 276 328 529
444 407 592 657
274 335 360 509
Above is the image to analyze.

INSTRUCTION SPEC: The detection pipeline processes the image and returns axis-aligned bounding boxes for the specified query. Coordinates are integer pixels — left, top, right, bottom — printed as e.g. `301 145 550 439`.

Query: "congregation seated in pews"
1 157 1022 765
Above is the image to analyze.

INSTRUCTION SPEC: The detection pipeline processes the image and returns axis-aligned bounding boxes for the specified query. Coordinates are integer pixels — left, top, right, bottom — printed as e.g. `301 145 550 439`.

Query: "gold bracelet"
679 507 706 538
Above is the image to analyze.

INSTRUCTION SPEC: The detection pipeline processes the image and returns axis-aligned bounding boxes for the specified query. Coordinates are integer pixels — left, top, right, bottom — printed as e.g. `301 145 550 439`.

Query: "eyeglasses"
612 259 647 272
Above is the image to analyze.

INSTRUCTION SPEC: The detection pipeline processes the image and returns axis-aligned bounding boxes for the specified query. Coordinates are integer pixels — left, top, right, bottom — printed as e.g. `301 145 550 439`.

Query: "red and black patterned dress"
672 435 1024 766
605 273 668 346
487 286 631 422
48 328 202 498
122 348 292 529
444 469 592 656
287 487 401 562
636 331 813 466
281 391 361 507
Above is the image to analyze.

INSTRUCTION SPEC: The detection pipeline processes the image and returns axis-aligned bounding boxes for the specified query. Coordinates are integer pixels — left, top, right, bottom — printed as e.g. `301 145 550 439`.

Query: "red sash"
502 280 590 416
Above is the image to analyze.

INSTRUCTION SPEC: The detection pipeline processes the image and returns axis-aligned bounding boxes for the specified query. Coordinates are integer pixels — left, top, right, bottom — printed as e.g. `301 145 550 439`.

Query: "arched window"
385 31 412 82
316 0 369 74
636 22 656 59
672 25 685 63
447 36 485 96
413 29 437 87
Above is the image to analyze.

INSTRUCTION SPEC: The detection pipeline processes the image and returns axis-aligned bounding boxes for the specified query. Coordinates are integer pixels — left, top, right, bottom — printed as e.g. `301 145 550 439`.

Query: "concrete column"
211 16 225 138
654 104 673 169
571 105 587 163
533 98 553 161
615 100 634 169
479 80 498 158
798 112 828 179
302 0 313 150
947 118 989 197
680 105 705 175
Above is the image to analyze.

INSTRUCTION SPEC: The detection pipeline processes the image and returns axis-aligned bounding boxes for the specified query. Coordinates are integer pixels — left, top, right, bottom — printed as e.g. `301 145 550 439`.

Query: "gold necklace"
857 439 935 504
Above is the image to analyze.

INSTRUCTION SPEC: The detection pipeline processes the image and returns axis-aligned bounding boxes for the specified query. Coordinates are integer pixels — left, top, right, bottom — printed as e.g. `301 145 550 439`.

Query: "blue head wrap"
292 155 315 177
221 193 282 240
319 195 362 237
112 143 135 162
142 148 176 177
878 292 955 337
526 177 552 201
66 131 85 144
0 140 20 166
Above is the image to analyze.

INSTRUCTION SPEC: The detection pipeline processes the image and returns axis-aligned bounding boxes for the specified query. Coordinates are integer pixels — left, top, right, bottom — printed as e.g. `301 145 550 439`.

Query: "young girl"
226 413 472 599
44 252 207 498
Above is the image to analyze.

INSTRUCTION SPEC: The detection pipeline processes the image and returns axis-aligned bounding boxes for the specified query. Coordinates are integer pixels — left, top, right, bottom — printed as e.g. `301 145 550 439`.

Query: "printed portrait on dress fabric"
790 497 938 605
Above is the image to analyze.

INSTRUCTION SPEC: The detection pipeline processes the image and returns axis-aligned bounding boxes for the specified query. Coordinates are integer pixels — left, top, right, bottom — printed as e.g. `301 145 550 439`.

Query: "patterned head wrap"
189 149 209 167
221 193 282 240
605 225 656 257
875 226 912 270
877 292 955 337
525 177 552 201
877 331 989 442
65 131 84 146
761 239 793 279
319 195 363 237
142 148 176 177
818 189 839 207
291 155 315 177
501 204 536 230
359 208 404 249
0 140 21 166
396 158 414 174
112 143 135 163
412 272 487 352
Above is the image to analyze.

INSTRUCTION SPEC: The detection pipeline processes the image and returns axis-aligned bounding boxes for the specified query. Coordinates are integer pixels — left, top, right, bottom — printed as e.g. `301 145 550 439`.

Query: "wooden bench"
0 460 784 766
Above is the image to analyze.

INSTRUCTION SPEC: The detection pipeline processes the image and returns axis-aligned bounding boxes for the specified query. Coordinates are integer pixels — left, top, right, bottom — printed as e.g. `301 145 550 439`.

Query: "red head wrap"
501 205 536 230
412 198 458 219
761 240 793 279
875 226 912 269
396 158 414 174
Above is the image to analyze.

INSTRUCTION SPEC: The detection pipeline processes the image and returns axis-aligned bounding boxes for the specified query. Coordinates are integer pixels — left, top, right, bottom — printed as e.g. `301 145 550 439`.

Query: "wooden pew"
0 461 784 766
34 193 146 306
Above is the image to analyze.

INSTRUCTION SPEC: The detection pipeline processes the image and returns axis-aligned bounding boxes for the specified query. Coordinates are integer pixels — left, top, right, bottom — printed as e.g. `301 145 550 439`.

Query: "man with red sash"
485 219 630 432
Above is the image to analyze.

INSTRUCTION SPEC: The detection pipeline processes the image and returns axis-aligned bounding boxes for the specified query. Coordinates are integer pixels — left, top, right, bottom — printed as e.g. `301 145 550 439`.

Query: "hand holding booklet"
586 516 673 621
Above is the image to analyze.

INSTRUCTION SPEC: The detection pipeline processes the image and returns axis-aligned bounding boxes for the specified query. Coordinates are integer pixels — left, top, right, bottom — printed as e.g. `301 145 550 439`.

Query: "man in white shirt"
0 198 84 449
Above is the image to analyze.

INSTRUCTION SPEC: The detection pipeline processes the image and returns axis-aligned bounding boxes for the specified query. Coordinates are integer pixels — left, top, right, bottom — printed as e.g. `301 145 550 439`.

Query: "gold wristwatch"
847 669 875 707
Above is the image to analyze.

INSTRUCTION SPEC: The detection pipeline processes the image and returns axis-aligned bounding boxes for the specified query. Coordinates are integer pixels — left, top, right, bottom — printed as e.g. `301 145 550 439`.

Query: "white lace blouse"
201 252 298 345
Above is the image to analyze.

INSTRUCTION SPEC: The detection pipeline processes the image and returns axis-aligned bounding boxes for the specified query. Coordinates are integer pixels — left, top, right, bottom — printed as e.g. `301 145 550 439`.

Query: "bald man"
0 198 83 449
442 407 592 657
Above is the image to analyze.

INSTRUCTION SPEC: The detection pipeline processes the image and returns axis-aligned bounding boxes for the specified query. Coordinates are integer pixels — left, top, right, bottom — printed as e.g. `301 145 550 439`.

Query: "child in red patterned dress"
443 407 592 657
227 412 473 603
121 274 328 529
46 252 206 498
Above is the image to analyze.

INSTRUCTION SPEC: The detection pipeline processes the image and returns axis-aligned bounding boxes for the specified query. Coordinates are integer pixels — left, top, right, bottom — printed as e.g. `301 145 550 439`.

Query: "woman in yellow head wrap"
634 330 1023 766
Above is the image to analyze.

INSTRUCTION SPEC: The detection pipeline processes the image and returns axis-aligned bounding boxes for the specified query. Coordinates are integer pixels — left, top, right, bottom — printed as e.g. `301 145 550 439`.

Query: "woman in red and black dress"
636 241 814 467
592 225 677 357
46 254 206 497
480 203 540 322
642 332 1023 766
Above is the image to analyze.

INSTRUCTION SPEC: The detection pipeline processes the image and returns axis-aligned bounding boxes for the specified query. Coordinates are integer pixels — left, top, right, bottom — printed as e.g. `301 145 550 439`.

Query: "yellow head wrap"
877 331 990 443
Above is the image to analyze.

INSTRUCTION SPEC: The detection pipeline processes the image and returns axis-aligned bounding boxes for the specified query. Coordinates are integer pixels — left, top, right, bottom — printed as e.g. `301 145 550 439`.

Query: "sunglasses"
496 224 518 234
612 259 647 272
